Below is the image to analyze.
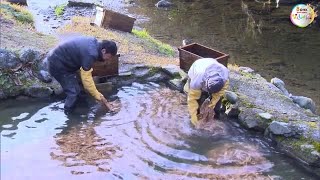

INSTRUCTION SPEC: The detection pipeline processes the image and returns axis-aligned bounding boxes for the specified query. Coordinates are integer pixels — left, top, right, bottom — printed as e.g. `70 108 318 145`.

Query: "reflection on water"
0 83 317 179
130 0 320 110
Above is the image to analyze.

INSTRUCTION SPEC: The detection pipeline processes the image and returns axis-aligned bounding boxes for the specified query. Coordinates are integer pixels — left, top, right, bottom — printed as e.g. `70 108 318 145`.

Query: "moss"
0 2 34 25
285 137 320 153
312 141 320 152
241 100 256 108
147 67 161 77
306 122 318 129
240 71 255 79
132 29 175 57
54 3 67 17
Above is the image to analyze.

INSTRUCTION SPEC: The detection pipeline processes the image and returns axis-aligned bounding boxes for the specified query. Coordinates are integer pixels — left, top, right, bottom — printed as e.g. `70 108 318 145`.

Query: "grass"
54 3 67 17
58 17 178 67
0 1 33 25
132 29 175 57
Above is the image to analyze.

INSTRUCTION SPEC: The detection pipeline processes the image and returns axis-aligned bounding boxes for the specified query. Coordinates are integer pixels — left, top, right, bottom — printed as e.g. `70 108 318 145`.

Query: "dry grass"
0 1 34 25
58 17 179 67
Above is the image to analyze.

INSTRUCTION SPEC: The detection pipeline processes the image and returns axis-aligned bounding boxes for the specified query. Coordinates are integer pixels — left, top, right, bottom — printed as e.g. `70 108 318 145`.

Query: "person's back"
48 37 99 73
188 58 229 92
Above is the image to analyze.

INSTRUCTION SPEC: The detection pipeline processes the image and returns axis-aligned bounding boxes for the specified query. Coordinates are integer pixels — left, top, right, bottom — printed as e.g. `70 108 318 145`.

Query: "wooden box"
92 54 120 77
178 43 229 72
94 6 136 33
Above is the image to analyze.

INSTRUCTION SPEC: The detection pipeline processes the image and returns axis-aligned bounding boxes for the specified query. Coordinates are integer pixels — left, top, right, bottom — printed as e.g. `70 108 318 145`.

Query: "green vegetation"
54 3 67 17
132 29 175 57
0 2 33 25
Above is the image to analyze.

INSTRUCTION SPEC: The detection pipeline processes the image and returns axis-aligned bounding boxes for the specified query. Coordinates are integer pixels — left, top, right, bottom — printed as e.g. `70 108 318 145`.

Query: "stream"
1 83 317 179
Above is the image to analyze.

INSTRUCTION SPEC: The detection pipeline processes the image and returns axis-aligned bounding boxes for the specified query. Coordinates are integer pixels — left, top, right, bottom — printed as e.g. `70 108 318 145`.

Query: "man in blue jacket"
47 36 117 113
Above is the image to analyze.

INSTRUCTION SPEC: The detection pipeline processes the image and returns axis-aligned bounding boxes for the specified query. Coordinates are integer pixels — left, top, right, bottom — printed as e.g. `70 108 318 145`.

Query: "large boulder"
155 0 173 8
24 85 53 98
7 0 27 5
238 108 272 131
0 49 21 70
19 48 42 64
271 77 290 97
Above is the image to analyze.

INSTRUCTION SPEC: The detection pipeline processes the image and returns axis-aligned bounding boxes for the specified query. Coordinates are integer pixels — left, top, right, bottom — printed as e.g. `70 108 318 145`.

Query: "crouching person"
184 58 229 126
47 36 118 113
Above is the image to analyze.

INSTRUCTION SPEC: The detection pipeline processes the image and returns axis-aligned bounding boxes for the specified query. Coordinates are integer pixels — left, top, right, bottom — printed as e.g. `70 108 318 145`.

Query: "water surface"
1 83 317 179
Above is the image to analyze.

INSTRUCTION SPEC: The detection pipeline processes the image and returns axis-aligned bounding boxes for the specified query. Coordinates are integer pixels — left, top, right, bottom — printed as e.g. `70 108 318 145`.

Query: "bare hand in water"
100 95 112 110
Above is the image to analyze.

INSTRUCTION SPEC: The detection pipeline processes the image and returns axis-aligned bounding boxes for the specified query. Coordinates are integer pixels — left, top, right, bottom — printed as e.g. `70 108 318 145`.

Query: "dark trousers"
48 58 83 112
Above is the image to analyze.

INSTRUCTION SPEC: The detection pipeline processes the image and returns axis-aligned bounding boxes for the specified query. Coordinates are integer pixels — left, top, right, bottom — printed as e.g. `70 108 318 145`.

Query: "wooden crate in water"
92 54 120 77
178 43 229 72
94 6 136 33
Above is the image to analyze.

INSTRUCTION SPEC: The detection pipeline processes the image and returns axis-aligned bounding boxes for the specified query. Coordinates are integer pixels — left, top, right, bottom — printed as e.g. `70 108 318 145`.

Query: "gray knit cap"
206 77 224 94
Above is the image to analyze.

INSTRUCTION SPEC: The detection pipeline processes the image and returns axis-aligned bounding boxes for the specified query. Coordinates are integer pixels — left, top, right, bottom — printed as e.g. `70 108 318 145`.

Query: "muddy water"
0 83 317 179
129 0 320 110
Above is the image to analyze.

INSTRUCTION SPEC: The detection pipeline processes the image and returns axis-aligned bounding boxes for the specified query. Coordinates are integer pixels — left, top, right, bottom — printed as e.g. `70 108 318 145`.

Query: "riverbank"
1 1 320 178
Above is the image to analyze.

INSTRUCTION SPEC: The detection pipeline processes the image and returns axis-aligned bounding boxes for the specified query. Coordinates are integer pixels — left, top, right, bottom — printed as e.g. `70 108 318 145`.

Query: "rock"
38 57 49 71
239 66 254 73
268 121 292 136
131 66 150 78
182 39 192 46
162 65 180 78
67 1 94 7
225 91 238 104
124 0 134 4
155 0 173 8
0 49 21 70
271 77 290 97
225 106 240 118
291 95 317 114
7 0 27 5
25 85 53 98
179 69 188 82
19 48 42 64
258 112 273 120
38 70 52 83
168 79 184 92
238 108 270 131
146 71 169 82
0 90 6 99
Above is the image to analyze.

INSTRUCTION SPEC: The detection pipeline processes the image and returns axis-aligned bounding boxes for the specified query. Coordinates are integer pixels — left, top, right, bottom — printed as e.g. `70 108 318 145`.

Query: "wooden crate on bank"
94 6 136 33
178 43 229 72
92 54 120 77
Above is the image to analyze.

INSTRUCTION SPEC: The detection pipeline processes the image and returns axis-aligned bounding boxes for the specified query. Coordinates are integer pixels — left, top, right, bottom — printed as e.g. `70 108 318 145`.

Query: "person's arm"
208 80 229 108
187 89 202 126
79 67 103 101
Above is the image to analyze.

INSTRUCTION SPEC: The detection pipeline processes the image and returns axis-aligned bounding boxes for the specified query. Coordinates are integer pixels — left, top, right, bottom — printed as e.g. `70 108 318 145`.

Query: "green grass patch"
132 29 175 57
54 3 67 17
0 3 33 25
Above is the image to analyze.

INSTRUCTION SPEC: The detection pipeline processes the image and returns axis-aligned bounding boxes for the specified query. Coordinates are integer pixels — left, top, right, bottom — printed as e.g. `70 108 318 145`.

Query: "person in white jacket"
184 58 229 126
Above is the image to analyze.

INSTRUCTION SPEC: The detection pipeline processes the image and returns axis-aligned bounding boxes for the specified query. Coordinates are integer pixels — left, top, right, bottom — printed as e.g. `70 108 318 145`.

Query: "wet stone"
268 121 292 136
38 70 52 83
225 91 238 104
25 85 53 98
19 48 42 64
0 48 21 70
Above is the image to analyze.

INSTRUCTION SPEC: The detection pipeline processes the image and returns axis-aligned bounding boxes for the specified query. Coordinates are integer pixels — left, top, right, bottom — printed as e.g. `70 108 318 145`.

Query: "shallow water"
129 0 320 110
1 83 317 179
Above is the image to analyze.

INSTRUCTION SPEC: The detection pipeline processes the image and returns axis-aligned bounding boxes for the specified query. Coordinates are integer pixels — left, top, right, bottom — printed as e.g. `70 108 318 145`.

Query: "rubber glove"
80 67 102 101
209 80 229 108
187 89 201 126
